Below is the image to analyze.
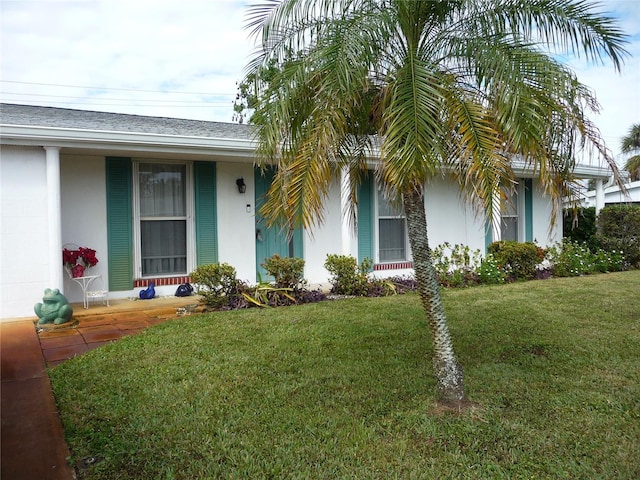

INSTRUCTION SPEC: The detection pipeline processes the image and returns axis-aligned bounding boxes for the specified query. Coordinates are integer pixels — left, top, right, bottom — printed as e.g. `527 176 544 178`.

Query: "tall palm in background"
244 0 627 404
622 124 640 181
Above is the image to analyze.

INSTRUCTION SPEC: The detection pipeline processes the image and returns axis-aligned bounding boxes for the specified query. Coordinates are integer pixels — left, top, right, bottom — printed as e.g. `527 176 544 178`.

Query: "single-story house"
0 103 612 320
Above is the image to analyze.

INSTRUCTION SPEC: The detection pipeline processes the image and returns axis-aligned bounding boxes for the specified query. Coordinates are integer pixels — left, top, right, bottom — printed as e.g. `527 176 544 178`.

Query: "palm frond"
621 124 640 154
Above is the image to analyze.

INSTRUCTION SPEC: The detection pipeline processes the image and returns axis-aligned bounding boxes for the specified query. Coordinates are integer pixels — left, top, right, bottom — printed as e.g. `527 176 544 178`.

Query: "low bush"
488 241 542 281
431 243 481 287
261 254 306 289
546 239 627 277
190 263 242 308
192 261 325 309
597 204 640 268
477 253 506 284
324 254 372 296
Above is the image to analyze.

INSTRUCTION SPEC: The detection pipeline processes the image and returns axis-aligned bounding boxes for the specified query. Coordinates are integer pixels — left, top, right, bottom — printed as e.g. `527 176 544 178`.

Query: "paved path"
1 320 75 480
1 297 200 479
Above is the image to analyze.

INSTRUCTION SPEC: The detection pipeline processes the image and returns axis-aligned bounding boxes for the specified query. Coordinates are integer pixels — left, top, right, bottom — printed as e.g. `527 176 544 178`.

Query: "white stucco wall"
302 178 344 289
216 162 258 283
531 179 561 247
424 177 486 252
60 154 109 304
0 146 51 319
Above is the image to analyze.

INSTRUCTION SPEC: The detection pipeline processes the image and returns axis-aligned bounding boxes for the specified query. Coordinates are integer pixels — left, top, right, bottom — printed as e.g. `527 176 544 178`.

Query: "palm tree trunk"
402 187 465 403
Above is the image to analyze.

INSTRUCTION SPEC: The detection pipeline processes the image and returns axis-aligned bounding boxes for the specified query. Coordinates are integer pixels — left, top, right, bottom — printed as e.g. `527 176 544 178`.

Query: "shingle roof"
0 103 253 140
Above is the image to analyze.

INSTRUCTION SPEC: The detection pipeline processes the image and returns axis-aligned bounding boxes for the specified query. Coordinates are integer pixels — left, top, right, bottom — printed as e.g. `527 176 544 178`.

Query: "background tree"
233 57 281 124
621 124 640 181
243 0 627 405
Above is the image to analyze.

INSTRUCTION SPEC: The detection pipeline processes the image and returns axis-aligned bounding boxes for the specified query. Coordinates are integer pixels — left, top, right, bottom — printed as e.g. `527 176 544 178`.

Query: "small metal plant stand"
66 269 109 309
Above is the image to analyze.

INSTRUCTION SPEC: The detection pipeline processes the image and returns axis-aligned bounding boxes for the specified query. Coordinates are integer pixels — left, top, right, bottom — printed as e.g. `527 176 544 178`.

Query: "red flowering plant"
63 246 99 278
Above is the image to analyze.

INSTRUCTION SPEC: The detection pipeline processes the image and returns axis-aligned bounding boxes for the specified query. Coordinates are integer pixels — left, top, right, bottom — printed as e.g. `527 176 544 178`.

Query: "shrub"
546 239 627 277
192 260 325 310
563 207 600 251
239 281 298 308
431 243 481 287
324 254 371 296
478 253 506 284
546 239 594 277
190 263 242 308
487 241 541 281
261 254 306 289
295 288 328 304
596 205 640 268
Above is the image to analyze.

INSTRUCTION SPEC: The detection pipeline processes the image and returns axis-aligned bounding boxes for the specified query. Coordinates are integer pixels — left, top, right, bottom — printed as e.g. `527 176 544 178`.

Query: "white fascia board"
0 125 256 159
570 164 613 180
509 157 611 180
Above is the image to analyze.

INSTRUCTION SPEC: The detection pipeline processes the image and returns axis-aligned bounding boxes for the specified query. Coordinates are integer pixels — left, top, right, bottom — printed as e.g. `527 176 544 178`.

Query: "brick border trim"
134 276 191 288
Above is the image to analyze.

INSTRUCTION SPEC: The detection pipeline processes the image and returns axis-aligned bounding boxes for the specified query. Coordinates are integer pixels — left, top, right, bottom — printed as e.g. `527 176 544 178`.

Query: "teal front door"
254 167 303 281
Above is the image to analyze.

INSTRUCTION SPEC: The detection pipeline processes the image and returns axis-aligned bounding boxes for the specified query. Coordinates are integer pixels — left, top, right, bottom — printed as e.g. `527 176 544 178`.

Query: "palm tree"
244 0 627 404
621 124 640 181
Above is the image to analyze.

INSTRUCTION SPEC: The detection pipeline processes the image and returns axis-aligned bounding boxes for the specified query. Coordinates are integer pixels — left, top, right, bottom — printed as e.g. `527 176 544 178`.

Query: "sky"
1 0 639 164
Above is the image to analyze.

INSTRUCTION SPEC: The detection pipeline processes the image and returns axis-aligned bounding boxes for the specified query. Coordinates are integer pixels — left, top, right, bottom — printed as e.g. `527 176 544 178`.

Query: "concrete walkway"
1 296 201 479
1 319 74 479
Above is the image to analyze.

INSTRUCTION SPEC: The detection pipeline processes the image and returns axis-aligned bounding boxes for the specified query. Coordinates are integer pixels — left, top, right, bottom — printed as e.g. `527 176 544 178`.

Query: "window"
377 189 407 262
134 162 193 277
501 185 519 242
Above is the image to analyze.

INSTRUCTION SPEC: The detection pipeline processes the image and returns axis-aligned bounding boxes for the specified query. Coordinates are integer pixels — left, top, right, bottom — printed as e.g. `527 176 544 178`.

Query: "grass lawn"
50 271 640 479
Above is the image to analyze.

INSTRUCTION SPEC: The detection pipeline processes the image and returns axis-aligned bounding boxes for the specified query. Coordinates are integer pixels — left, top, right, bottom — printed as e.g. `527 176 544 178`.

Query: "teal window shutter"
292 227 304 258
194 161 218 265
524 179 533 242
357 172 374 263
106 157 133 290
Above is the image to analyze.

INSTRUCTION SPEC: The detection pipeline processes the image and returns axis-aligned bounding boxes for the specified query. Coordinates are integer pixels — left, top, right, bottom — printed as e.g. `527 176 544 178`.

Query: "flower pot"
71 264 85 278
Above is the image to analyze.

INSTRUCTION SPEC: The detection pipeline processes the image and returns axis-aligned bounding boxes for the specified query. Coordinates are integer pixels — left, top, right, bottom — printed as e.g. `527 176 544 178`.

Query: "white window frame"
374 183 410 263
500 181 525 242
132 159 195 278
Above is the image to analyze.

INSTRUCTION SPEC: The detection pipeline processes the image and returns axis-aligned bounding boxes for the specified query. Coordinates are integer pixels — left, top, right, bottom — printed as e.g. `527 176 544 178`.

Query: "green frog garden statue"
34 288 74 325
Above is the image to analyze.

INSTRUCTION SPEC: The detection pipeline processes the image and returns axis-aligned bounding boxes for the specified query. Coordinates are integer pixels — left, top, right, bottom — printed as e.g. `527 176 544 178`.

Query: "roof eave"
0 124 256 159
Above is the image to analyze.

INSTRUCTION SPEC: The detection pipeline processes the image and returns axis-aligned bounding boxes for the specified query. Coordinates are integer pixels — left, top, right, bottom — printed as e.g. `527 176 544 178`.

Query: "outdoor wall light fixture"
236 177 246 194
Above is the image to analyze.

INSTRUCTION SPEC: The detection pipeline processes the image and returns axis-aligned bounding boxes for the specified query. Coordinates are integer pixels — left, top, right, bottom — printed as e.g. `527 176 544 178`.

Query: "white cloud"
1 0 638 161
0 0 255 122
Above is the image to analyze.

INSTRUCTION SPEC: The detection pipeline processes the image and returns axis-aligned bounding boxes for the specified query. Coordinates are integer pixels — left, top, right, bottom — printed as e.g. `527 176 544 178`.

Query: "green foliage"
621 123 640 154
621 124 640 180
324 254 373 296
261 254 306 289
596 204 640 267
189 263 241 308
431 243 482 287
624 155 640 181
239 282 297 308
232 55 298 124
563 207 600 251
546 239 626 277
488 241 542 281
477 253 506 285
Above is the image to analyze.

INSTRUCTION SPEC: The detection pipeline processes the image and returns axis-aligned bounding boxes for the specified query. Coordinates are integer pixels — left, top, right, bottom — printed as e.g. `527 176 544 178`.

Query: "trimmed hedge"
488 241 543 281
